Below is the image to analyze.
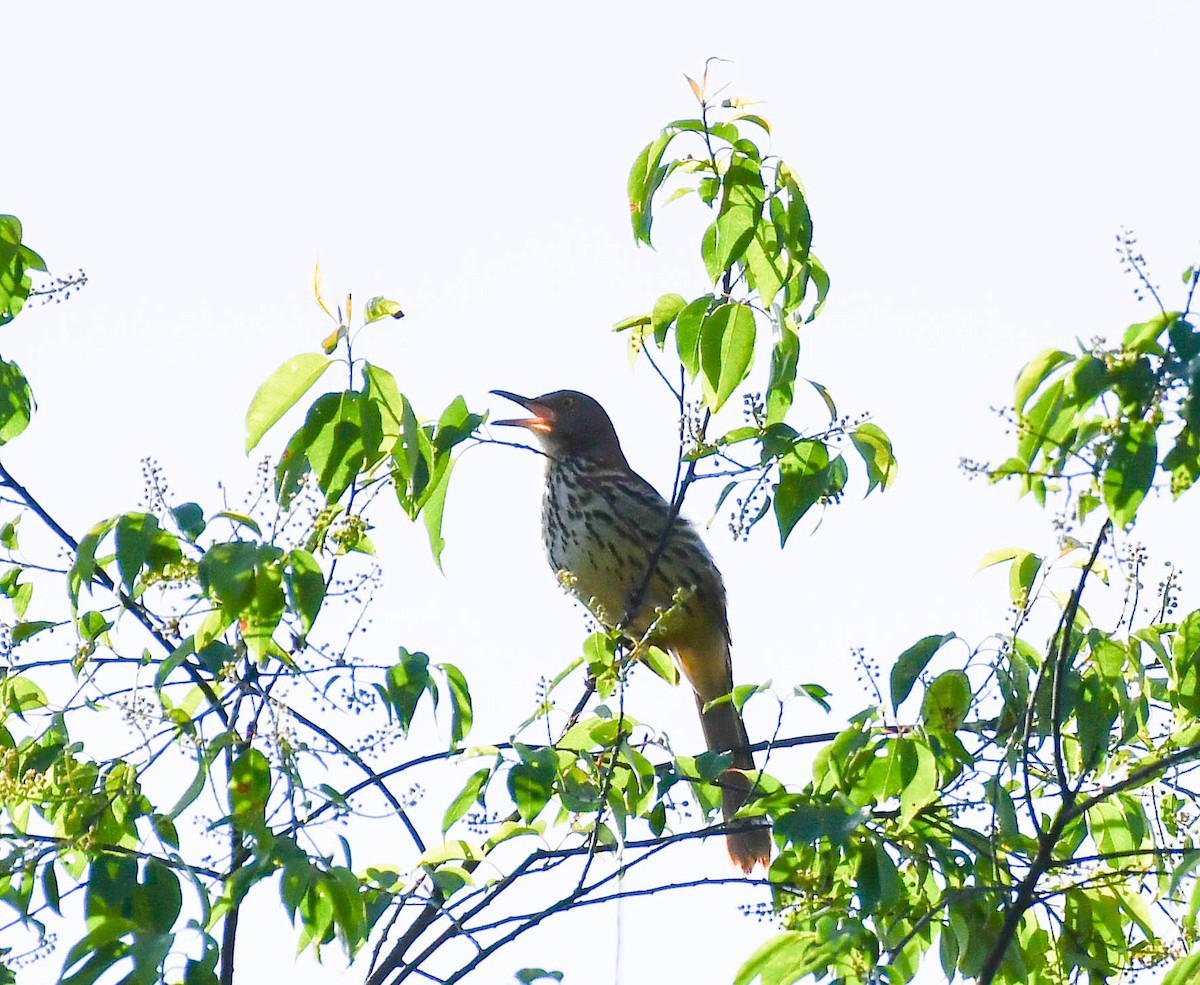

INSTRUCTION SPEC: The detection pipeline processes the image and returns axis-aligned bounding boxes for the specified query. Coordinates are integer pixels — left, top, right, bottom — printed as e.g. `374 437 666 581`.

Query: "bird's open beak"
489 390 555 433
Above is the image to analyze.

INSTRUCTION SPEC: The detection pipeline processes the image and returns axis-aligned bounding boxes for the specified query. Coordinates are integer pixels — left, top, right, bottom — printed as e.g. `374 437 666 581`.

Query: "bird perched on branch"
491 388 770 873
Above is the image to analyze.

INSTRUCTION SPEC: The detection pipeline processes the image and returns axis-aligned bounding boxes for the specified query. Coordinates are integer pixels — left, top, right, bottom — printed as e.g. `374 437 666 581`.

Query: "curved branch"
0 458 231 727
273 698 426 855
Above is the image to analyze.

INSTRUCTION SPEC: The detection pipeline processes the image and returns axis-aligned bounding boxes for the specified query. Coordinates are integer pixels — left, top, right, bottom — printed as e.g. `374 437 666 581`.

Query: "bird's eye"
562 396 574 408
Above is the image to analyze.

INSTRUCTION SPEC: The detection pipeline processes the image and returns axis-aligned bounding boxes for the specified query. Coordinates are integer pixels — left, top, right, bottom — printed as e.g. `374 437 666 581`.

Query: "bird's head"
490 389 628 467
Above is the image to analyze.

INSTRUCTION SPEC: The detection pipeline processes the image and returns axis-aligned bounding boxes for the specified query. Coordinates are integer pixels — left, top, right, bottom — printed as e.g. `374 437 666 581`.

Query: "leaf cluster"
617 72 895 544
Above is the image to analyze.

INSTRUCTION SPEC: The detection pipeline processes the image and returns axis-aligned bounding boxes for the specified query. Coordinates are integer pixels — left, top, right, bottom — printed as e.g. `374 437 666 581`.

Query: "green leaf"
67 515 113 607
675 295 712 380
1102 419 1157 527
734 931 814 985
612 312 651 333
442 768 490 833
284 549 325 634
114 512 161 592
170 503 206 542
198 541 286 660
855 840 901 913
709 205 756 282
423 456 454 569
1163 951 1200 985
920 670 972 733
1014 349 1072 415
363 362 405 460
700 302 756 412
701 221 720 281
515 970 564 985
507 744 557 823
627 130 676 246
641 644 678 685
744 220 785 308
0 358 34 444
318 392 381 502
693 750 733 782
849 423 896 494
433 395 483 455
773 441 847 545
199 541 272 611
439 661 473 746
0 216 45 327
3 676 47 715
392 395 438 515
11 620 55 644
380 648 436 733
155 637 194 692
650 293 686 348
244 352 332 452
0 515 19 551
1086 797 1145 856
765 327 798 424
41 860 61 915
975 547 1022 571
137 858 182 935
0 565 33 619
364 296 404 323
1016 377 1066 465
78 610 113 642
211 511 262 537
1065 354 1109 403
890 633 955 712
1077 673 1120 770
794 682 832 712
802 255 830 322
807 379 837 421
898 737 937 826
1008 550 1042 605
1123 312 1173 354
228 748 271 827
275 428 307 507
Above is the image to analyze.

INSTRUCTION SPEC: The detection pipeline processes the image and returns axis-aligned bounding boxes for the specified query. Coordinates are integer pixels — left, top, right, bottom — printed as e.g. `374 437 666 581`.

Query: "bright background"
8 3 1200 983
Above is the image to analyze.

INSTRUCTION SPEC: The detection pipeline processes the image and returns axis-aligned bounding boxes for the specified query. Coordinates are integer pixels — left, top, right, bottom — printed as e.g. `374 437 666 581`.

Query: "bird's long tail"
694 691 772 874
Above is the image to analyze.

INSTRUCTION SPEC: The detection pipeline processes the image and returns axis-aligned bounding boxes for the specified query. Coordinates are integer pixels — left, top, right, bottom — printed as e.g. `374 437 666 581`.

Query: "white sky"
8 3 1200 984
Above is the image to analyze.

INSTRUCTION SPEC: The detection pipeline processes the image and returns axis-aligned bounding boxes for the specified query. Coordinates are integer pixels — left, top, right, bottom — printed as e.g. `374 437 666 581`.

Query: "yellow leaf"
312 261 334 320
321 325 346 354
626 323 648 367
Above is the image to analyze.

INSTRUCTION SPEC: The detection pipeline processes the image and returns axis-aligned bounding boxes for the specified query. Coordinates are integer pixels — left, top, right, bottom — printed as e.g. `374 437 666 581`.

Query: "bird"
490 388 771 873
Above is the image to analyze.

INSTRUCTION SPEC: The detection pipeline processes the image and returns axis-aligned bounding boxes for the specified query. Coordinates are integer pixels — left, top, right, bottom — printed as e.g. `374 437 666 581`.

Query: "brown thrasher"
491 389 771 873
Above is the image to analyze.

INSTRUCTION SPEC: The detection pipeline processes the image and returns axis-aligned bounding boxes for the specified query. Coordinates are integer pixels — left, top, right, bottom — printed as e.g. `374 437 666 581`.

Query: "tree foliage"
733 236 1200 984
2 65 1200 985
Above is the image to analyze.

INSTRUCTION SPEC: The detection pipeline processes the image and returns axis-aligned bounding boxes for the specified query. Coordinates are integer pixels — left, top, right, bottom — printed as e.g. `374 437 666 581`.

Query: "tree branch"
0 457 231 727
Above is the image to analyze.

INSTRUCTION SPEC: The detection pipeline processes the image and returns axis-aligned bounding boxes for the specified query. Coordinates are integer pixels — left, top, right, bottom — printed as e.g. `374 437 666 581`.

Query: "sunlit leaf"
439 660 473 746
700 302 756 412
1102 419 1157 527
285 549 325 635
890 633 956 713
228 748 271 827
675 295 712 380
442 769 490 833
849 423 896 494
0 358 34 444
245 352 332 452
651 292 686 348
1014 348 1072 415
920 670 972 733
507 744 557 823
364 296 404 323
